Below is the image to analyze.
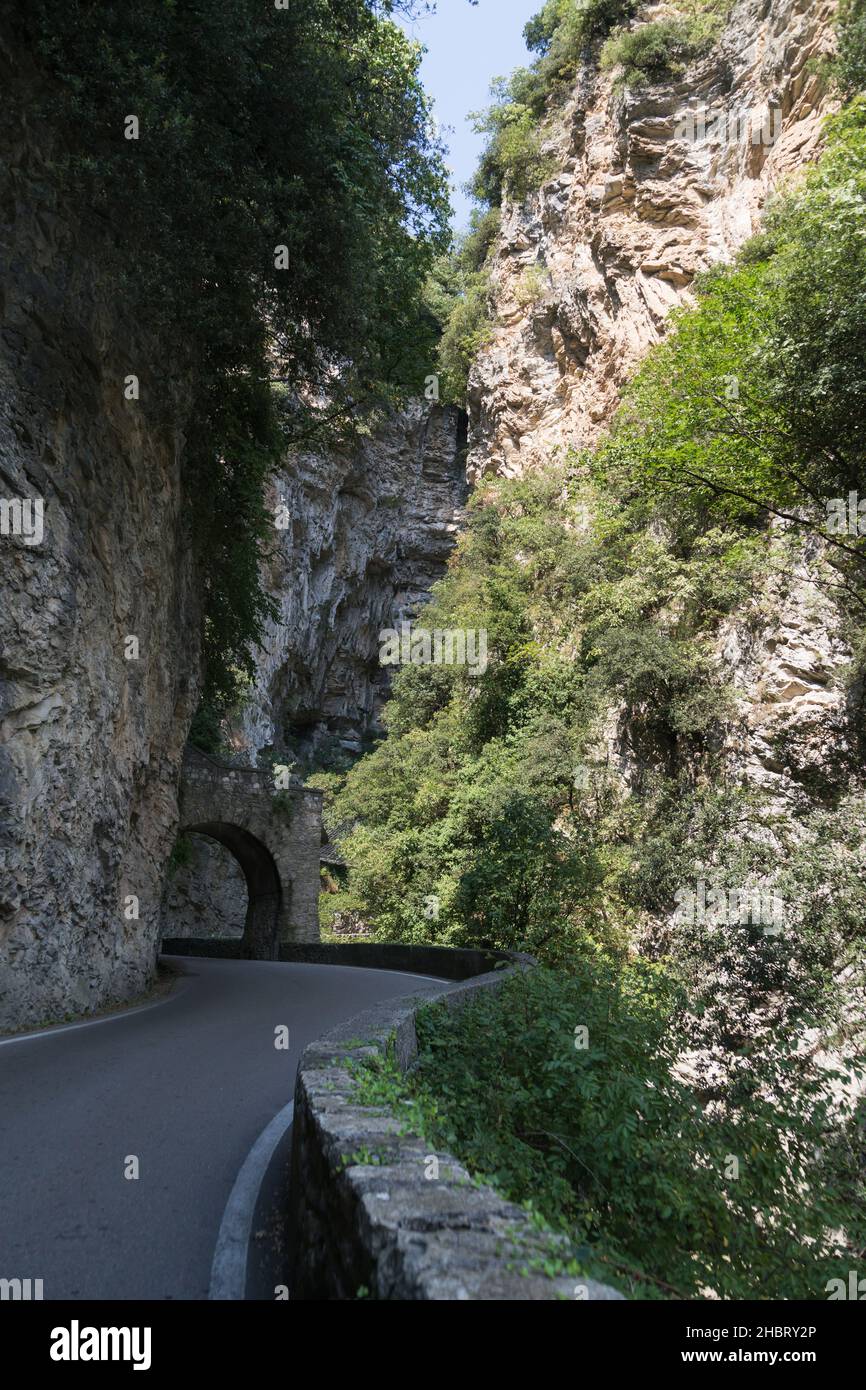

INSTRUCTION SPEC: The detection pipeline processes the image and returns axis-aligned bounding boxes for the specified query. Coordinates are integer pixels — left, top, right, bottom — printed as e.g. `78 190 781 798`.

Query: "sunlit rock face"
465 0 852 818
468 0 837 481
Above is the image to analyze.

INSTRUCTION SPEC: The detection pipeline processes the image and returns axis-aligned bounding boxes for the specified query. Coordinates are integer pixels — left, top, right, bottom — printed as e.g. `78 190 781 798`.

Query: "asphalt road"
0 956 447 1300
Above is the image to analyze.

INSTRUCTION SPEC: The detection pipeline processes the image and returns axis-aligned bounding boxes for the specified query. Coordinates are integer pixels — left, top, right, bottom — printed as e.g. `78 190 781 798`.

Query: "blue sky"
396 0 542 233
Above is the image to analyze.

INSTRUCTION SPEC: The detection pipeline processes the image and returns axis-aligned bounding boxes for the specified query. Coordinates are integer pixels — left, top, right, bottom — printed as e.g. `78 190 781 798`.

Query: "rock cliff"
162 401 467 940
229 401 467 767
467 0 848 812
0 42 200 1030
469 0 837 479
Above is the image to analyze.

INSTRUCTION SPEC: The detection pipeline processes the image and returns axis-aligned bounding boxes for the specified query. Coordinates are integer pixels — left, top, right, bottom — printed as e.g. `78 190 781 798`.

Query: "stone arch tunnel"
172 747 323 957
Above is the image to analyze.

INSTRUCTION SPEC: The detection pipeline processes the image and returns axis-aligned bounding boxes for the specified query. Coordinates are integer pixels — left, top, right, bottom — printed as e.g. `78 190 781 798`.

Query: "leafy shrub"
625 783 866 1052
837 0 866 94
325 464 750 962
471 0 638 208
600 14 719 85
355 963 865 1299
458 207 503 274
425 211 501 404
434 266 495 405
471 85 555 206
525 0 639 73
515 263 551 307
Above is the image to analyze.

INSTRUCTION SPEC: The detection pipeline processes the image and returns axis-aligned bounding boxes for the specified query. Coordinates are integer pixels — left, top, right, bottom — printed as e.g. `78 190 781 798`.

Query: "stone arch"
170 746 324 956
181 821 283 960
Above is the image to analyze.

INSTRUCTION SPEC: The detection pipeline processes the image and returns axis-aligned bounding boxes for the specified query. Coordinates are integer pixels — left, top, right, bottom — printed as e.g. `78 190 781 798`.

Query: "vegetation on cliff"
606 103 866 545
321 5 866 1296
433 0 736 405
471 0 734 207
600 5 731 86
325 87 866 976
424 211 499 406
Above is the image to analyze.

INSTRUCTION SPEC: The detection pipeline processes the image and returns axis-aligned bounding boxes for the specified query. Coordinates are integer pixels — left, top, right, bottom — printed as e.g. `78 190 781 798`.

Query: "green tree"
595 102 866 608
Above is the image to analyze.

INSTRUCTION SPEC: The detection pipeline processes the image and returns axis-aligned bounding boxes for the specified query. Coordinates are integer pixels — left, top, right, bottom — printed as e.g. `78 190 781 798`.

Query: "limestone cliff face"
468 0 849 811
161 402 467 940
469 0 837 480
0 42 200 1029
227 401 467 766
0 38 467 983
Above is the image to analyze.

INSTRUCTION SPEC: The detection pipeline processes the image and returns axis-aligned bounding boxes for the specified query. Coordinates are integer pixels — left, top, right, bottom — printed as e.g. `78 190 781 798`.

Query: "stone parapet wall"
161 939 531 978
278 941 530 980
288 964 624 1301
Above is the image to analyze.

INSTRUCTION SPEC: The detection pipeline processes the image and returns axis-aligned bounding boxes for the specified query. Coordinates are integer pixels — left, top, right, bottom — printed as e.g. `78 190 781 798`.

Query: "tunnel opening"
163 832 247 939
165 822 284 960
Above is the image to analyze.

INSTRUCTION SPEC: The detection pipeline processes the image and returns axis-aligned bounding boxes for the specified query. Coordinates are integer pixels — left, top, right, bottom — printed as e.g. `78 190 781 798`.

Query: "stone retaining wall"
288 965 624 1301
158 936 624 1298
160 939 527 980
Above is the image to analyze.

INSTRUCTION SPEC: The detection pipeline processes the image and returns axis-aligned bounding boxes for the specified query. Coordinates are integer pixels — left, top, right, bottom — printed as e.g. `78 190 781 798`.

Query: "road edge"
209 1100 296 1301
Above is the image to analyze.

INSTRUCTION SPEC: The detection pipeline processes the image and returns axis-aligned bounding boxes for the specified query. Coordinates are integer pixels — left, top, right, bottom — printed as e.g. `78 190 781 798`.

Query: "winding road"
0 956 448 1300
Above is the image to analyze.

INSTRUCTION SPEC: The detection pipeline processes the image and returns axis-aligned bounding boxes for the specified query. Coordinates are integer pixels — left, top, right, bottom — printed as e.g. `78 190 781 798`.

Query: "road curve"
0 957 449 1300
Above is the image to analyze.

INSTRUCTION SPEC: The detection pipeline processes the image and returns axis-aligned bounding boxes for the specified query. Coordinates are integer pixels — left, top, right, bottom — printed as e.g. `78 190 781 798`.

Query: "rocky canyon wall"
161 401 468 940
0 40 201 1030
469 0 837 478
229 401 467 767
468 0 851 813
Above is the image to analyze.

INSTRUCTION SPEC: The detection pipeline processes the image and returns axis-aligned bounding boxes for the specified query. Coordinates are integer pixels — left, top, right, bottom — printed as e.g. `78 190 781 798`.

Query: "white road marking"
205 971 450 1299
209 1100 295 1301
0 983 186 1047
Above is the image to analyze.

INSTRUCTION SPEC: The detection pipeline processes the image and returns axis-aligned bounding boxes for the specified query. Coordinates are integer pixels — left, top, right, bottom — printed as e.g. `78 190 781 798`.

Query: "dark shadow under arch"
183 821 284 960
